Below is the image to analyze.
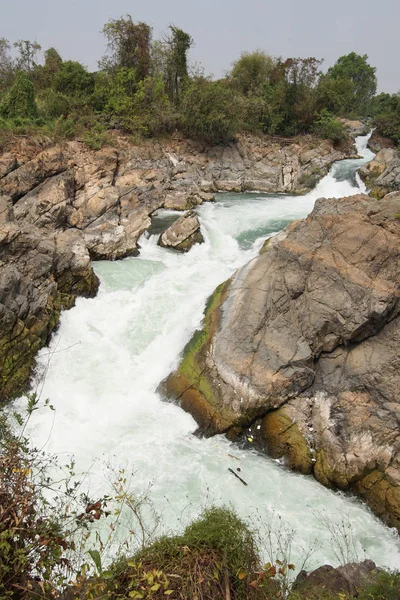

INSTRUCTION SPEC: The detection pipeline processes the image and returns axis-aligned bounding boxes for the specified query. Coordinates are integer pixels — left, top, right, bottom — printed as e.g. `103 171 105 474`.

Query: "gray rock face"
360 148 400 195
339 118 370 137
375 155 400 191
165 192 400 529
158 211 204 252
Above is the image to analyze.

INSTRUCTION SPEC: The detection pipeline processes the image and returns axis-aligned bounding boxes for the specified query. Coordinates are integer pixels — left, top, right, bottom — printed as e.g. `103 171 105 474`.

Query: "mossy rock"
369 186 389 199
0 266 99 404
354 470 400 531
163 279 239 435
261 408 313 475
313 448 350 490
259 237 271 255
57 267 99 298
0 294 62 403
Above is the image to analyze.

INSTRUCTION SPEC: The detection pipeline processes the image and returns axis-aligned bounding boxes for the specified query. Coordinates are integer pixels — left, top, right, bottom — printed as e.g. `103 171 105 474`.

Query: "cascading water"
19 133 400 569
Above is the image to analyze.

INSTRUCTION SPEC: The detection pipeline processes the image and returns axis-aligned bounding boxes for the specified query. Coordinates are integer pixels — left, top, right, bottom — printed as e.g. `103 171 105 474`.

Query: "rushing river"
21 134 400 570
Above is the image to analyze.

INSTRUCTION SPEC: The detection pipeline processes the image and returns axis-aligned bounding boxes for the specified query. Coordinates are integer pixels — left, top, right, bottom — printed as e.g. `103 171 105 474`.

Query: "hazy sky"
1 0 399 92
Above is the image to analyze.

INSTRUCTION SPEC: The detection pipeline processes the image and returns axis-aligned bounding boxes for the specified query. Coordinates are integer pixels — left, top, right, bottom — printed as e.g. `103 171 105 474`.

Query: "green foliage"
0 71 37 119
327 52 377 114
101 15 152 81
105 68 176 136
163 25 193 104
181 78 240 143
316 74 356 115
53 60 94 98
82 122 113 150
231 50 276 95
358 570 400 600
106 506 274 600
279 57 323 134
371 92 400 146
52 114 79 139
312 109 346 141
0 20 387 147
0 401 75 598
36 87 70 118
33 47 63 89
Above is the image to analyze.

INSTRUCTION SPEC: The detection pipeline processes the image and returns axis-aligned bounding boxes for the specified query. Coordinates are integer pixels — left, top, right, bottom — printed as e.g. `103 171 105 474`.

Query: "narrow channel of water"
20 134 400 569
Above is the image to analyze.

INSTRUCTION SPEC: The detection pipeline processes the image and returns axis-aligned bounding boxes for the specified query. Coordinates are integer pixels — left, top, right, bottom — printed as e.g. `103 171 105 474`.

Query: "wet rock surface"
0 133 347 400
158 210 204 252
165 192 400 529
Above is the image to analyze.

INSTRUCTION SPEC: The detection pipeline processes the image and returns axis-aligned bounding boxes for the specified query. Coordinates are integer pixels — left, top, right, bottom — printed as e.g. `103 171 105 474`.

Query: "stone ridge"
165 192 400 529
0 133 349 401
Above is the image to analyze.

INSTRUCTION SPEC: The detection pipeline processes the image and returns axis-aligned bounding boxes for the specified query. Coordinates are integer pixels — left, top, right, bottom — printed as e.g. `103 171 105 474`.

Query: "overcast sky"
1 0 399 92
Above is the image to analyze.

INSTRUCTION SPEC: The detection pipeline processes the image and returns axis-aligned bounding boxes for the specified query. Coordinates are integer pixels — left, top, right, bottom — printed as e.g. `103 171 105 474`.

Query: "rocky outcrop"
0 133 350 401
360 147 400 197
339 118 370 137
367 131 395 153
0 196 98 402
165 192 400 529
158 211 204 252
292 560 379 598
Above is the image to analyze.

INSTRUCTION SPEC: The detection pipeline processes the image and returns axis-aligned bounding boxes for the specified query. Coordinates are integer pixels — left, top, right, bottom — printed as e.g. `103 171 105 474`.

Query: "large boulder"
165 192 400 529
158 211 204 252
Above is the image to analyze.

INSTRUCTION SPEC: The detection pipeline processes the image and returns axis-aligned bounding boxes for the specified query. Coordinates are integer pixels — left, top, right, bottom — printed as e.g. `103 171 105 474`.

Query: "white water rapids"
19 134 400 570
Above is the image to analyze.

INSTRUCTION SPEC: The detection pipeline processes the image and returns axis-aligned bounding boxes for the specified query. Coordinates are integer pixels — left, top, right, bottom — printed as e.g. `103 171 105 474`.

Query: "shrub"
181 78 240 143
0 71 37 119
101 506 280 600
358 571 400 600
0 406 73 598
36 88 70 118
312 109 346 141
82 122 112 150
53 60 94 98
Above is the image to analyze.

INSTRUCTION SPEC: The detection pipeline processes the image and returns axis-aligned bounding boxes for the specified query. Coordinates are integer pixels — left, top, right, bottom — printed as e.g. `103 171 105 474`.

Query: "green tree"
53 60 94 98
327 52 377 114
0 71 37 119
36 88 70 118
32 47 63 90
316 74 356 115
101 15 152 81
312 108 346 141
163 25 193 104
105 68 175 136
181 78 240 143
230 50 275 95
276 57 323 134
371 92 400 145
13 39 41 72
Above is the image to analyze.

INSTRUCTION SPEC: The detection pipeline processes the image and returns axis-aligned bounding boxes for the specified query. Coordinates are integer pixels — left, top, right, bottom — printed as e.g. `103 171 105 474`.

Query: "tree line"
0 15 398 147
